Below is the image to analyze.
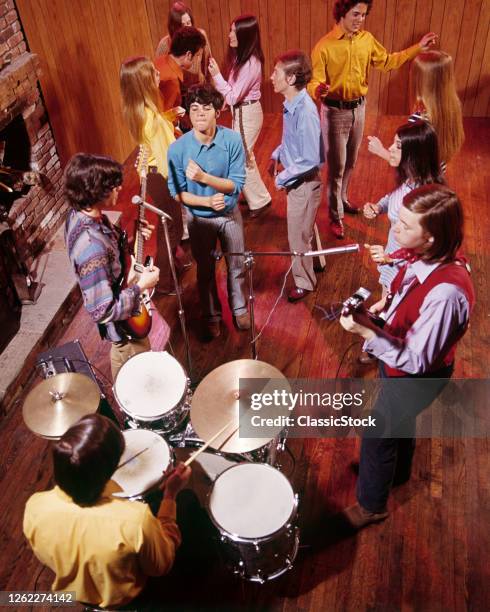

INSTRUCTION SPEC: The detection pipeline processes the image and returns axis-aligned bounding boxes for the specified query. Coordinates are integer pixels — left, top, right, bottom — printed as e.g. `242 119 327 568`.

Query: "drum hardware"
190 359 289 460
22 372 100 439
114 351 190 436
132 195 194 383
184 419 238 467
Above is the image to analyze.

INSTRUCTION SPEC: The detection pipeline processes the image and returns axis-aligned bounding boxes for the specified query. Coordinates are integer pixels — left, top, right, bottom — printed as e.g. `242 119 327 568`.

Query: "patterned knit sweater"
64 209 140 342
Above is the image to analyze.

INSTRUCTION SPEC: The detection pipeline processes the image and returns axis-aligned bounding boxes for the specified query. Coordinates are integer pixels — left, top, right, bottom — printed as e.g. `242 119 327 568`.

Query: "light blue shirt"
364 260 471 374
272 88 323 188
167 126 245 218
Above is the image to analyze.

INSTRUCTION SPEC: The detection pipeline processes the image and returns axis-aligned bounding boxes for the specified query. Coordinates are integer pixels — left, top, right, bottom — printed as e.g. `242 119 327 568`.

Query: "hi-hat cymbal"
23 373 100 439
191 359 288 453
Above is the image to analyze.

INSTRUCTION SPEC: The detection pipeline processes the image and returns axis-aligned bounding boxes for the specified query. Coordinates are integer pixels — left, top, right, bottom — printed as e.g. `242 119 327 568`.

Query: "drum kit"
22 350 299 583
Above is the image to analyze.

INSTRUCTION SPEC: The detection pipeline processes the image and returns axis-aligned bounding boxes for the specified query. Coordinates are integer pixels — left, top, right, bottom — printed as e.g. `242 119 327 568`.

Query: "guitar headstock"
135 144 150 179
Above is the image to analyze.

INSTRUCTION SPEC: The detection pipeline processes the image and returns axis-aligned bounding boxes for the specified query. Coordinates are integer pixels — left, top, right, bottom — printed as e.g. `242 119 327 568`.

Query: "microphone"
132 195 172 221
303 244 360 257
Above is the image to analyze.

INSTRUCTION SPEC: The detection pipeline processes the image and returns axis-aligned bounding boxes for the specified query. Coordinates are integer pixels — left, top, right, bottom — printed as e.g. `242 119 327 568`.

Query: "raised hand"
419 32 437 52
363 203 380 219
367 136 390 161
208 57 220 77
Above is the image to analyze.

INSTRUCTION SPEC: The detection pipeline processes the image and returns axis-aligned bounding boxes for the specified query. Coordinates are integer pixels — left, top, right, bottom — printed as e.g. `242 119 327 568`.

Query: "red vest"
383 260 475 377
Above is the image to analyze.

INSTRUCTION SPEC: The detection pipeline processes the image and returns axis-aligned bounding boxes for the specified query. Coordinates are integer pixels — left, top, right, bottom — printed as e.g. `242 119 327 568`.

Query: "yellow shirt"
23 481 181 608
308 24 420 101
143 108 176 178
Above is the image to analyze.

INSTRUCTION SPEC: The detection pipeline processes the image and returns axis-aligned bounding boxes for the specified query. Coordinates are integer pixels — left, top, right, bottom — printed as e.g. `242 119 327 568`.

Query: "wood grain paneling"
15 0 490 164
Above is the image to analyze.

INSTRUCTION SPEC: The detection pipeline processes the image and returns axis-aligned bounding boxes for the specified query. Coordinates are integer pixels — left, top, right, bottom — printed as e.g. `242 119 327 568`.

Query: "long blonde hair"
411 51 464 162
120 56 161 143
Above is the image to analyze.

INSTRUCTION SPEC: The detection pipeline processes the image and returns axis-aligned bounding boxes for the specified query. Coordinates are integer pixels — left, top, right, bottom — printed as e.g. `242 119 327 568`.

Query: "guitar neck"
134 175 147 265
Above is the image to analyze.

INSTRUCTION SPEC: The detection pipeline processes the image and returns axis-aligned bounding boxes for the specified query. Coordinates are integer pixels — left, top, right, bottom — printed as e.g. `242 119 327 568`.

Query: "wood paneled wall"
16 0 490 165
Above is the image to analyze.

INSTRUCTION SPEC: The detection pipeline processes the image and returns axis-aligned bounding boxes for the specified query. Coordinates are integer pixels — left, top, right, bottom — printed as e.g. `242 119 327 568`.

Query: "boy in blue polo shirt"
168 84 249 340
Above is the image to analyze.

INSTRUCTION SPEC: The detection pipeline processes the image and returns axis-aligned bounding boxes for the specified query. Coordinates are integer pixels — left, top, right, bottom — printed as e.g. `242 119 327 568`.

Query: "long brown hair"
167 2 194 37
403 184 463 263
120 56 161 143
411 51 464 162
224 14 264 80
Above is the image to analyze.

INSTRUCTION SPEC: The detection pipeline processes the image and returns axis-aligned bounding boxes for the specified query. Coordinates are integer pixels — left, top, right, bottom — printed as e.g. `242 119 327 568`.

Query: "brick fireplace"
0 0 66 265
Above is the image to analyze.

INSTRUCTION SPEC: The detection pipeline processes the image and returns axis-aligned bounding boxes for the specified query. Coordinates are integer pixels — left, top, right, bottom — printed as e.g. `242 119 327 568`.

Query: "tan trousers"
110 336 151 382
320 100 366 220
287 174 322 291
232 102 271 211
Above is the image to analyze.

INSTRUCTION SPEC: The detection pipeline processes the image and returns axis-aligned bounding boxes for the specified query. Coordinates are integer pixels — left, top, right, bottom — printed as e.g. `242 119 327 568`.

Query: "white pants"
232 102 271 211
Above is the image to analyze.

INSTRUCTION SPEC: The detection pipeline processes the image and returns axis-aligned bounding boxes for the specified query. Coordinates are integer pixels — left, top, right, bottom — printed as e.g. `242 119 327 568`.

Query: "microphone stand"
215 244 359 360
133 197 194 383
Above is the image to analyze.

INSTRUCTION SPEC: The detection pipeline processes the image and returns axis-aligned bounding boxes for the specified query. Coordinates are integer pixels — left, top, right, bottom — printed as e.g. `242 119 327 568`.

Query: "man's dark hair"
403 184 463 264
63 153 122 211
186 83 224 112
274 50 312 90
170 26 206 57
333 0 372 22
396 120 444 186
53 414 125 506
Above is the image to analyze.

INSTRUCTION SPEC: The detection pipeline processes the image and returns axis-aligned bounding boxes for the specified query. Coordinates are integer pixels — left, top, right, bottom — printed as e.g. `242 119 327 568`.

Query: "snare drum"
112 429 173 500
114 351 189 434
208 463 299 582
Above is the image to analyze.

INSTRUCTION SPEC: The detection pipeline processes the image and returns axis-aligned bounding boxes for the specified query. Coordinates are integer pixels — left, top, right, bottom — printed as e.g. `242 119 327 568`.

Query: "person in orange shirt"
24 414 191 609
308 0 436 239
154 27 206 119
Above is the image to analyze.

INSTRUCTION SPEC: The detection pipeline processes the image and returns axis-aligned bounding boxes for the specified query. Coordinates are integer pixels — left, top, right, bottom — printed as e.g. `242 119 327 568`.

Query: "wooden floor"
1 114 489 611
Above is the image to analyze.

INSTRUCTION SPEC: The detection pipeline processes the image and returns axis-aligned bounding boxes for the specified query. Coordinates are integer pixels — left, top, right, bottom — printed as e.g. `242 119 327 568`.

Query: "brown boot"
342 502 388 529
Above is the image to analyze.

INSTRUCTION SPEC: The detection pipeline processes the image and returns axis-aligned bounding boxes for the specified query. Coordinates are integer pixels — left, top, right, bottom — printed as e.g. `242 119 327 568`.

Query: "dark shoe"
343 200 360 215
249 200 271 219
288 287 312 302
330 219 344 239
342 502 388 530
201 320 221 341
358 351 377 364
313 262 326 273
234 312 251 330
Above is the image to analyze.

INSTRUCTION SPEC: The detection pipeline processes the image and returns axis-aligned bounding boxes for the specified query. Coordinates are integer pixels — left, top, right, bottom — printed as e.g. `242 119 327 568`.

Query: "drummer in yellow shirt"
307 0 436 239
23 414 191 609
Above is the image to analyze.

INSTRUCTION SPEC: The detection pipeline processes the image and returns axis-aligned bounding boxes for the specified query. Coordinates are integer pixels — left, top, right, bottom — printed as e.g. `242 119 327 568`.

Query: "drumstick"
116 446 150 470
184 419 238 467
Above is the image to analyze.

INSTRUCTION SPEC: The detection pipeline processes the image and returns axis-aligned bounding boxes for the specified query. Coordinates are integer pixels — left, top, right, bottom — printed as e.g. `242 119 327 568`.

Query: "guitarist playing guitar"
119 145 155 339
64 153 160 381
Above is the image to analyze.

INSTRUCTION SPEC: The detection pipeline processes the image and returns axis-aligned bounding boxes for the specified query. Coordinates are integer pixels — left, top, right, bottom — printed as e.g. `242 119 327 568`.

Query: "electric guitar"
119 145 154 339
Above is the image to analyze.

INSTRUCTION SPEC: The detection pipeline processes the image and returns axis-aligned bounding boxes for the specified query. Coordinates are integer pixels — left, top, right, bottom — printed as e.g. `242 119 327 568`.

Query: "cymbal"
191 359 289 453
23 373 100 439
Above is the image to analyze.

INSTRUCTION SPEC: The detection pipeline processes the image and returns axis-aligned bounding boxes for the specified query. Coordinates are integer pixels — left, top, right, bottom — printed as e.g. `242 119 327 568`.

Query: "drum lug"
253 541 260 552
256 570 265 584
